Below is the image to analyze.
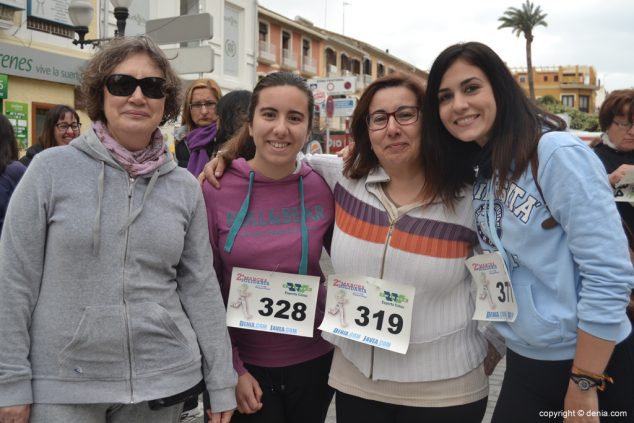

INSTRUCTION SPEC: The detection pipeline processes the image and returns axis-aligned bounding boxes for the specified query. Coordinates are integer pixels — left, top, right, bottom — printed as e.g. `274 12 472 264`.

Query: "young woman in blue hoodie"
202 72 335 423
421 42 634 422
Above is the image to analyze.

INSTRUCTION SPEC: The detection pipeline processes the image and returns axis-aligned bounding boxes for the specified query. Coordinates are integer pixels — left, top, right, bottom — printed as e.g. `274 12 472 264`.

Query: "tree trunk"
525 35 535 101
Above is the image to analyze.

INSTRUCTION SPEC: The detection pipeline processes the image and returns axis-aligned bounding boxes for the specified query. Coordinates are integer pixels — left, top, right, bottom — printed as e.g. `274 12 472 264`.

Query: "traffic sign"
161 46 214 74
308 77 356 95
146 13 213 45
333 98 357 117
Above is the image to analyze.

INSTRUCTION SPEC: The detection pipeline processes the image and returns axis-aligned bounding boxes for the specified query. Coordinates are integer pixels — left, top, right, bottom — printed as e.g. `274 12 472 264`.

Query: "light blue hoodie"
472 131 633 360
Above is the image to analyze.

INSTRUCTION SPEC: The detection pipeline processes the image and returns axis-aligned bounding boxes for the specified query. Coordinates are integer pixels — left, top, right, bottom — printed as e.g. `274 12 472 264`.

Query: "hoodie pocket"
128 302 197 375
510 284 563 347
57 305 127 378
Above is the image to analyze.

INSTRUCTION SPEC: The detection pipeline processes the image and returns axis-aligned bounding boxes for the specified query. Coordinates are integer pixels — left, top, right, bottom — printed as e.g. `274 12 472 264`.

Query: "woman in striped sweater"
205 72 503 423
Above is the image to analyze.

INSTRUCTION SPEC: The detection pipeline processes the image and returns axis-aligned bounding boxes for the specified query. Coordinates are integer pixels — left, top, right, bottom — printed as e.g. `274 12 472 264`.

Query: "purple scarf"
186 122 218 176
93 121 166 177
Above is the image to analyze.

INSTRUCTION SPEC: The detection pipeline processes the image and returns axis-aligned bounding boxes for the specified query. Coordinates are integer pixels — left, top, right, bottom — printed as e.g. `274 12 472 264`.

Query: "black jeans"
335 390 487 423
204 350 334 423
492 331 634 422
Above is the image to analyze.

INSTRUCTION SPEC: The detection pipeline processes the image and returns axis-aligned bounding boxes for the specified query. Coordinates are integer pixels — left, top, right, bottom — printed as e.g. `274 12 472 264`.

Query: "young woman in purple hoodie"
202 72 335 423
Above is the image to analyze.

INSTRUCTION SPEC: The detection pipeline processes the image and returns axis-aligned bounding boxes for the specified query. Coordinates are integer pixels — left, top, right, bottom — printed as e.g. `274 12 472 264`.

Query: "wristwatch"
570 374 598 391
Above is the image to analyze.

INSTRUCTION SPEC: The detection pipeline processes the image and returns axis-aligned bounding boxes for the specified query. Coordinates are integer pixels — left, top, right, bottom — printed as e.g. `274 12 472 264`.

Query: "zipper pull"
128 177 135 197
473 165 479 178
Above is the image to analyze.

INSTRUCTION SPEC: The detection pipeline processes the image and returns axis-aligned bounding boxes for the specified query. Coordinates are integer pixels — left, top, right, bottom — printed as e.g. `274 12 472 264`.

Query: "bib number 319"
319 274 415 354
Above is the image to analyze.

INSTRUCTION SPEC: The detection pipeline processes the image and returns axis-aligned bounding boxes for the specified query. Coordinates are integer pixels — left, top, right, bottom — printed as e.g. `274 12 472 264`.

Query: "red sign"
327 133 351 154
326 96 334 118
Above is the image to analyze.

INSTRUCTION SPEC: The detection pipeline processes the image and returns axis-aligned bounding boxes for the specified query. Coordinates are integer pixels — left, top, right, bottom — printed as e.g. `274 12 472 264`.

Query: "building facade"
511 65 598 113
0 0 257 150
256 5 427 151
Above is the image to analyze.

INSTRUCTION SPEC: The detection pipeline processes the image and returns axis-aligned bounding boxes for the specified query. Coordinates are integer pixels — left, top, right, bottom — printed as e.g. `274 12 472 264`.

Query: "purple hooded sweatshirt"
203 158 334 375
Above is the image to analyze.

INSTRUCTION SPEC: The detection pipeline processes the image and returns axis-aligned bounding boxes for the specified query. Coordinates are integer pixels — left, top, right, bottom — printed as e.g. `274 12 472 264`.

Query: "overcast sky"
258 0 634 92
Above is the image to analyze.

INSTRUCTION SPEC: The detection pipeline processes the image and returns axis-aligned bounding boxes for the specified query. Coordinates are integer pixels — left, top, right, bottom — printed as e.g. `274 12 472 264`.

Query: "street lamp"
68 0 133 49
342 2 350 35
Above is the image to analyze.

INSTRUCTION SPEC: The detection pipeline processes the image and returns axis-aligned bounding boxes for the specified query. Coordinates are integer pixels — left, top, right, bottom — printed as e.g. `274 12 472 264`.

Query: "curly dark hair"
80 35 181 126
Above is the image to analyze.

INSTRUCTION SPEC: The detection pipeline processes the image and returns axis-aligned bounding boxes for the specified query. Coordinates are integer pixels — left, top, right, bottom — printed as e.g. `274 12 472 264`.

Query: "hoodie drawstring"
92 161 105 255
298 175 308 275
119 169 160 234
224 171 255 254
224 172 309 276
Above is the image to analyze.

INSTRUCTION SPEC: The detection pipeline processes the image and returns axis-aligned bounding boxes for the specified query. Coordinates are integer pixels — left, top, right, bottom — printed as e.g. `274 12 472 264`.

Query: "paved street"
193 251 506 423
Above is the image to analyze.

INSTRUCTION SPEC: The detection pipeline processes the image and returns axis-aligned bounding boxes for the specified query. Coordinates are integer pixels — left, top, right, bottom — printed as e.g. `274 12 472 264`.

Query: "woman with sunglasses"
0 36 236 423
421 41 634 422
175 79 223 176
20 104 81 167
204 72 504 423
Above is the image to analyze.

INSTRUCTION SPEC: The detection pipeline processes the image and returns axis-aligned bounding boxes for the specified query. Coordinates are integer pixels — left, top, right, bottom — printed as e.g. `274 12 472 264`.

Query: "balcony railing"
282 48 297 69
363 74 372 85
302 56 316 75
258 41 276 63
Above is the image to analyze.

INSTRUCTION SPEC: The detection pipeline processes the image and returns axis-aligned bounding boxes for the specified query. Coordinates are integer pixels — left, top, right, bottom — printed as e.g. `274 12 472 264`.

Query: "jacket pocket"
510 284 563 347
128 302 197 376
57 305 127 378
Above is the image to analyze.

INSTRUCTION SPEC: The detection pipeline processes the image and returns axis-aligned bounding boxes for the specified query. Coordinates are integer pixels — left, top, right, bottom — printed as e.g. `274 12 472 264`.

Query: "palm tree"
498 0 548 100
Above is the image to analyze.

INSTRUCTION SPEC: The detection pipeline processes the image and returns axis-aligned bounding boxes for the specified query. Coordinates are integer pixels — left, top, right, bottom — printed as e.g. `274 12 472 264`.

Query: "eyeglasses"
105 74 166 99
366 106 420 131
190 101 217 111
613 120 633 130
55 122 81 132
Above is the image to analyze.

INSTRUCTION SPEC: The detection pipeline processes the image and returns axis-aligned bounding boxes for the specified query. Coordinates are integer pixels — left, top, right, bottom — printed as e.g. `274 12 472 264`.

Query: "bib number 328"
259 298 307 321
226 267 320 337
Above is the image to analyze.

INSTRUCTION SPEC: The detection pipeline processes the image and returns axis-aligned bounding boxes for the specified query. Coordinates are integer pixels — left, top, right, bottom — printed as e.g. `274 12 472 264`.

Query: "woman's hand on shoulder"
0 404 31 423
198 156 228 188
336 141 354 161
235 372 263 414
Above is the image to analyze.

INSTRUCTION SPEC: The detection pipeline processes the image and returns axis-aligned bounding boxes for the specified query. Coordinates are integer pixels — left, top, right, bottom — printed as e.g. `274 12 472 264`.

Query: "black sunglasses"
105 74 166 99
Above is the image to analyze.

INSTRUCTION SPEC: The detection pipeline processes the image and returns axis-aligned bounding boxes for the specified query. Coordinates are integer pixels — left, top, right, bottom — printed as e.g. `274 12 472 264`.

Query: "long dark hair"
0 114 19 174
343 71 426 179
422 42 565 203
39 105 80 149
216 90 251 145
229 72 313 160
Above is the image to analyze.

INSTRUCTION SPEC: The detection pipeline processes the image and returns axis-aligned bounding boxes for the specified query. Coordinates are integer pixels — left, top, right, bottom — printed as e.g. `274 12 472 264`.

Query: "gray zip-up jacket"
0 129 237 411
